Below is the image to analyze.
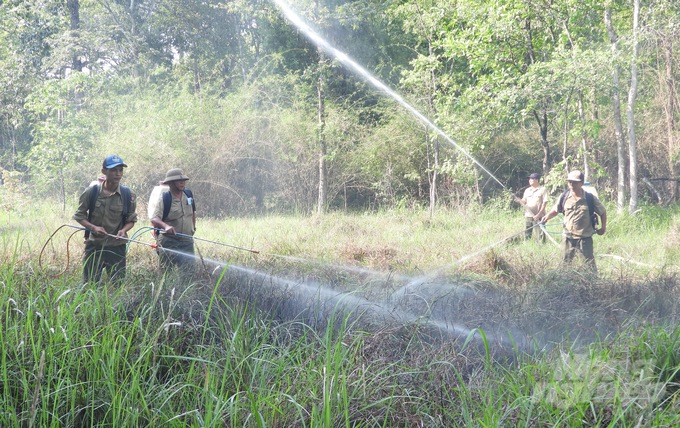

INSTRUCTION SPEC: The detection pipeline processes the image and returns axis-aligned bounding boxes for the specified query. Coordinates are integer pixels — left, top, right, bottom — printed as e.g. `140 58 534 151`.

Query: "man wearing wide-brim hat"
514 172 548 243
541 170 607 271
150 168 197 273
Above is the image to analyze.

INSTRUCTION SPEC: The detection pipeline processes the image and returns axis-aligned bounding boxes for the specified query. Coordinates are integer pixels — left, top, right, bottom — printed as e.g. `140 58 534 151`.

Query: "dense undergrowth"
1 201 680 426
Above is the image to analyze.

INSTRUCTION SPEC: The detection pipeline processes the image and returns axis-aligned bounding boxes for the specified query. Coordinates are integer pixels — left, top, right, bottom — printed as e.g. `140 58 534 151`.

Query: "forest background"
0 0 679 217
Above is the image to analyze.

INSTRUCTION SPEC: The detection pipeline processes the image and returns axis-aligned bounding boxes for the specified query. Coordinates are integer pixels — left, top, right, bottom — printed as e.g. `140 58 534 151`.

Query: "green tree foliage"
0 0 69 169
0 0 678 213
436 0 611 174
24 74 99 210
92 73 377 214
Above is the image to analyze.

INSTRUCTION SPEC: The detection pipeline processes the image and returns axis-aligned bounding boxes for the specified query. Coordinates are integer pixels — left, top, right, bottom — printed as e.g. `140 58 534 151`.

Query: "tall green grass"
2 201 680 426
3 265 680 426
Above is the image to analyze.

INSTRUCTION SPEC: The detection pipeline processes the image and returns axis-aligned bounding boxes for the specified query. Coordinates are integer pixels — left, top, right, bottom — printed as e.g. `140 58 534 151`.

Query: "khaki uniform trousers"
83 242 127 284
561 235 596 272
524 218 546 243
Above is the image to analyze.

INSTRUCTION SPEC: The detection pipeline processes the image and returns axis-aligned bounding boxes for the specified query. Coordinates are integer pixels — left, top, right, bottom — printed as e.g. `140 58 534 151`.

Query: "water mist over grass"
209 255 680 356
5 245 680 426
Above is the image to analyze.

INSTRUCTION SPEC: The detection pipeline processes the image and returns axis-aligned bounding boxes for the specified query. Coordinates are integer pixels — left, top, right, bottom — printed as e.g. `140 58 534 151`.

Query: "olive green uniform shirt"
552 191 606 239
72 184 138 246
151 191 195 242
522 186 548 218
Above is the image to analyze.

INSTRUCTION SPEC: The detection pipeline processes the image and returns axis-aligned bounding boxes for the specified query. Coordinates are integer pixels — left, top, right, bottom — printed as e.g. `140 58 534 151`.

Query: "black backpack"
557 189 599 228
161 189 195 221
152 189 196 238
84 184 132 240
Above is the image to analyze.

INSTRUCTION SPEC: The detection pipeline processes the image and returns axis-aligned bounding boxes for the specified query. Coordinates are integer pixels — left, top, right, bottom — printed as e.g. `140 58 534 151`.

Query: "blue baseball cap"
528 173 540 179
102 155 127 169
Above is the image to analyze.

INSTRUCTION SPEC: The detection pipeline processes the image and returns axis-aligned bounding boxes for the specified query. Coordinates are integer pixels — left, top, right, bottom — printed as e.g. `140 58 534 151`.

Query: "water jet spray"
272 0 514 197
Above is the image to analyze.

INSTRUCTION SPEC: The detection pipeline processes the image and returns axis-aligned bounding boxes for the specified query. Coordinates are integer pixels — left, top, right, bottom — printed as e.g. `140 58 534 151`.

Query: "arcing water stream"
216 0 540 352
271 0 512 195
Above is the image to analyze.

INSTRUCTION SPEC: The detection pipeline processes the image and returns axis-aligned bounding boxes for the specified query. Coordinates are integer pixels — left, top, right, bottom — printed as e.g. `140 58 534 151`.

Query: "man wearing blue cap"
73 155 138 283
514 173 548 242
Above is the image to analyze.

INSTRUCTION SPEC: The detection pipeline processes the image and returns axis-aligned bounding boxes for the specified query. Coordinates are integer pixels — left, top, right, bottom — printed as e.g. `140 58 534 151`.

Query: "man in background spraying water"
150 168 196 274
515 172 548 243
73 155 138 283
541 170 607 271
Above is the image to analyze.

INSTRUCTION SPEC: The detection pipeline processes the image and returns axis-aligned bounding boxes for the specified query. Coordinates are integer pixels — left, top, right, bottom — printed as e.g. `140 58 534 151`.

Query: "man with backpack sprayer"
150 168 196 274
541 170 607 271
73 155 138 284
514 172 549 243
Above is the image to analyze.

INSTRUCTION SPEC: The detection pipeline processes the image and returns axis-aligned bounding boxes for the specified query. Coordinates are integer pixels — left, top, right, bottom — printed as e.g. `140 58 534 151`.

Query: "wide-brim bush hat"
162 168 190 184
566 170 584 182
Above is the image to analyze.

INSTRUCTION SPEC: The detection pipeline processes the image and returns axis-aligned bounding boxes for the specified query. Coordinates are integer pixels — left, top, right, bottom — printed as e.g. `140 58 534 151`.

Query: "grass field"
2 199 680 427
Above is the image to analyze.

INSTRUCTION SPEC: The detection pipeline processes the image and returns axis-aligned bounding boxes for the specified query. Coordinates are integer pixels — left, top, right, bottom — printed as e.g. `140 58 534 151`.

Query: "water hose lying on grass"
539 220 562 247
134 226 262 276
38 225 84 277
145 227 259 254
39 224 262 277
39 224 159 276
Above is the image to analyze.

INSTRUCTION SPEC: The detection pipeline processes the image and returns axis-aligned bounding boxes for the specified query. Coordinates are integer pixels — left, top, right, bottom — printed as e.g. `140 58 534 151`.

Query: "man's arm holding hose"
151 217 176 235
76 219 106 237
597 211 607 235
149 196 176 235
541 207 558 224
535 189 548 221
73 188 106 236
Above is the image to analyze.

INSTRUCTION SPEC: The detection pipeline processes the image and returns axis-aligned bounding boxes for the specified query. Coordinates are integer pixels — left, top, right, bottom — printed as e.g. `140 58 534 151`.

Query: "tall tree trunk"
427 38 439 217
6 115 16 169
129 0 139 80
578 92 590 180
236 16 247 84
67 0 81 72
605 7 627 212
534 107 550 175
428 131 439 218
317 48 327 215
67 0 83 111
193 57 201 92
60 167 66 213
627 0 640 213
563 90 572 171
591 100 599 170
663 36 679 201
527 19 552 175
